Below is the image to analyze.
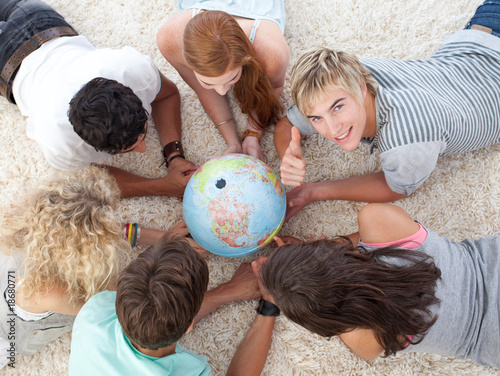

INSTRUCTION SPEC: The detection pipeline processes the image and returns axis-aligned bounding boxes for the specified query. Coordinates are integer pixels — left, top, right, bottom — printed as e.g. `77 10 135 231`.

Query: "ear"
361 81 368 99
185 320 195 334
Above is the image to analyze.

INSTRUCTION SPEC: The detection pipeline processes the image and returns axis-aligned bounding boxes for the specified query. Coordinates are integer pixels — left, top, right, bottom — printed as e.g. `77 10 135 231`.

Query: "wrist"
162 141 184 165
204 283 237 307
256 298 280 317
241 130 262 143
166 153 185 168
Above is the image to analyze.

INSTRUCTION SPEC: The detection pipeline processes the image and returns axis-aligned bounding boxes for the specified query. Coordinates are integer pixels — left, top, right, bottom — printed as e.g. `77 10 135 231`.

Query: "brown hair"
183 10 282 128
115 236 209 350
260 239 441 357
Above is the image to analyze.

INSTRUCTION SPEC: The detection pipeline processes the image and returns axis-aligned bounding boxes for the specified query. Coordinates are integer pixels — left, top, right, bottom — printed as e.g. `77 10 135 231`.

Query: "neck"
132 341 177 358
363 91 377 138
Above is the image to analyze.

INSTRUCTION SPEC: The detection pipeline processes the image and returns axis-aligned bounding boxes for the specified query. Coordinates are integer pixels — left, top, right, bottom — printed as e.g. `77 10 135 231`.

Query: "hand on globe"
220 263 261 301
222 143 243 156
242 134 265 162
251 256 275 304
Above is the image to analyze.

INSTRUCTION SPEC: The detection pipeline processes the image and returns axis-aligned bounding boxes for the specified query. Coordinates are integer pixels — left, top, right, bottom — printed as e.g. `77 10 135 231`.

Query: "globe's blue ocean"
183 154 286 257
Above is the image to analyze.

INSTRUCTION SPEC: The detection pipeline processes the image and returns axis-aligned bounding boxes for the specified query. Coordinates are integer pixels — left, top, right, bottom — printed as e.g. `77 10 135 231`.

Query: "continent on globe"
183 154 286 257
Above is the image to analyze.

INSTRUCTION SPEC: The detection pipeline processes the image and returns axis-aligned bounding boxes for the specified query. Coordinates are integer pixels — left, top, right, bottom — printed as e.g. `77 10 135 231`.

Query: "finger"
251 256 268 275
286 126 303 158
281 177 301 187
280 170 304 186
273 236 285 247
284 204 300 222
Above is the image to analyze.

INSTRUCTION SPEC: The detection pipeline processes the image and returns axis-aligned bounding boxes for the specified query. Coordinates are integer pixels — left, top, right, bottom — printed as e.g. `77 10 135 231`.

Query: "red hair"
184 11 282 129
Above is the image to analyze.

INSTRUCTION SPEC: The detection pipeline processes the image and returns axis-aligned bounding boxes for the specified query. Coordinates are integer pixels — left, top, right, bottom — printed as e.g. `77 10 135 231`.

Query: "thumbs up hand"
280 126 306 186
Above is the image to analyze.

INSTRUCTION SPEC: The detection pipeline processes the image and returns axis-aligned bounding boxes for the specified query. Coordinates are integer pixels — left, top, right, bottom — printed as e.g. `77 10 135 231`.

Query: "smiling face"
194 67 243 96
306 86 371 151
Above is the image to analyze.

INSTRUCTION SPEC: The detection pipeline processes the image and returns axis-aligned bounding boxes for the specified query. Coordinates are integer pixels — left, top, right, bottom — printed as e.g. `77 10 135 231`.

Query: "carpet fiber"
1 0 499 375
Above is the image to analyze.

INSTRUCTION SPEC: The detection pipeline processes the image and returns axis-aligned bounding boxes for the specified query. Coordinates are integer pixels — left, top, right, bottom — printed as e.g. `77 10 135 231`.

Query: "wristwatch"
256 298 280 316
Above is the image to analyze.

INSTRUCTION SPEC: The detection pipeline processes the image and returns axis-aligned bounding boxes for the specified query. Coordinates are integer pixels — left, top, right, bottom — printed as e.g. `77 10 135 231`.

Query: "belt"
0 26 78 102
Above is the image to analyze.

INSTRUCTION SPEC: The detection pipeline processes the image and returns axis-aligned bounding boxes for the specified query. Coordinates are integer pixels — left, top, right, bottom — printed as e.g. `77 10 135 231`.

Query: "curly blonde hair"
0 167 130 307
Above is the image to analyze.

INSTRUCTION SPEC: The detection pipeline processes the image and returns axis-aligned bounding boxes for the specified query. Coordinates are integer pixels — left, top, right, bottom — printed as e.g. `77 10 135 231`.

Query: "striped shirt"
364 30 500 156
287 30 500 195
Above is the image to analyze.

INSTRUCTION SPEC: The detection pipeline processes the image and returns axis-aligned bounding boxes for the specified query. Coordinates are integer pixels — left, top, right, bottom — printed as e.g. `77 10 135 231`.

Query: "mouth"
334 127 352 142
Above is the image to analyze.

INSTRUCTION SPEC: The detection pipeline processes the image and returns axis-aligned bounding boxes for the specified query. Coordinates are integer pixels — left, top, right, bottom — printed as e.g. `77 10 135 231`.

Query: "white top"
12 36 161 171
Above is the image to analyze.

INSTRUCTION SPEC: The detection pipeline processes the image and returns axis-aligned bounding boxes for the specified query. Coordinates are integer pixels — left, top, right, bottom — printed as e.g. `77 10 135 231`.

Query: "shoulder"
358 203 420 244
339 328 383 360
252 21 290 80
157 10 192 63
78 291 116 320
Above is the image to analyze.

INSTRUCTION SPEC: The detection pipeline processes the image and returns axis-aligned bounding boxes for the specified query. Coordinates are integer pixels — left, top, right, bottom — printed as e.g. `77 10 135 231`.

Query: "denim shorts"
465 0 500 38
0 0 75 102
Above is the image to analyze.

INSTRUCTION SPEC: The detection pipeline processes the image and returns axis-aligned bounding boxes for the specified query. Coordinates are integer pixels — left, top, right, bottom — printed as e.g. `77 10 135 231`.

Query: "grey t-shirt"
361 229 500 368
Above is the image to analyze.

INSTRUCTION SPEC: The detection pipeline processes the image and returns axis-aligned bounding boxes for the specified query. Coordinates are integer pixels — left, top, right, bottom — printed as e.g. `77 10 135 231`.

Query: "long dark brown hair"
183 10 282 129
260 239 441 356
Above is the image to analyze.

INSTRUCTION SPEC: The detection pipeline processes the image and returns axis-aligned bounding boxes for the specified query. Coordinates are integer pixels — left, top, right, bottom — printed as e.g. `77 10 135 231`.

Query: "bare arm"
273 116 295 159
285 172 406 222
193 264 260 325
226 314 275 376
357 203 420 244
104 165 195 198
242 22 290 161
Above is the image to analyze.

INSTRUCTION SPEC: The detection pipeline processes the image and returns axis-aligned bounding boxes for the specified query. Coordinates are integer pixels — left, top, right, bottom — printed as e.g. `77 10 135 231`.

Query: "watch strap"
256 298 280 316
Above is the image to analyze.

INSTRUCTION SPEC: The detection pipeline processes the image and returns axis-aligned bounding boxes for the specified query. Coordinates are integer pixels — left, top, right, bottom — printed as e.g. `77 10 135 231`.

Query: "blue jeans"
0 0 75 103
465 0 500 38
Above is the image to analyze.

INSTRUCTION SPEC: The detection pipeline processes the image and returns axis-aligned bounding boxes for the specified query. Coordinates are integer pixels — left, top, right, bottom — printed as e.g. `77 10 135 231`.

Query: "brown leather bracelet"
162 141 183 161
241 129 262 142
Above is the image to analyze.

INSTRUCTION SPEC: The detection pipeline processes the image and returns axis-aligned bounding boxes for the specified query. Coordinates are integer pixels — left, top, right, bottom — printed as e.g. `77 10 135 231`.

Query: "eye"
215 179 226 189
310 116 321 123
333 104 343 111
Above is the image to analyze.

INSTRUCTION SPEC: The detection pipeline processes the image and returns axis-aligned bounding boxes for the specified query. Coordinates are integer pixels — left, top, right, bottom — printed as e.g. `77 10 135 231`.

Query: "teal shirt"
69 291 211 376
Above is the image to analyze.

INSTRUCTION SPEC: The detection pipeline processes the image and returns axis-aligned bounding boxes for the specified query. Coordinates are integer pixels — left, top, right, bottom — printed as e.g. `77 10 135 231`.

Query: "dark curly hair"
116 236 209 350
260 239 441 357
68 77 148 154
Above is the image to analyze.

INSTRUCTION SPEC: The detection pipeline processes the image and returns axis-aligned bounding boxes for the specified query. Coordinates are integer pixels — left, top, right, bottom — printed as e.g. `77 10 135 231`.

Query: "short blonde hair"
291 47 378 115
0 167 130 307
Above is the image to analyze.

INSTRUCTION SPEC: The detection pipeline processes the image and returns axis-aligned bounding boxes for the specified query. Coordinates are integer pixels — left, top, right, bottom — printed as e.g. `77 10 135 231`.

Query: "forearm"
312 171 406 203
194 283 241 325
105 166 180 198
152 74 182 148
226 314 275 376
184 73 240 147
274 116 294 159
138 228 167 245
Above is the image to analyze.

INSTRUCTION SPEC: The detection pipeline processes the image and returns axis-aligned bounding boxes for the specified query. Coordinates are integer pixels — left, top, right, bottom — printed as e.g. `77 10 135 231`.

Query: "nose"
214 84 230 96
134 139 147 153
325 116 341 135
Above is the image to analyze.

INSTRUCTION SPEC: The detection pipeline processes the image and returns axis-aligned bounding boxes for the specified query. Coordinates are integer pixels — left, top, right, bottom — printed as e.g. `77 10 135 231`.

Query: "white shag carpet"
1 0 499 375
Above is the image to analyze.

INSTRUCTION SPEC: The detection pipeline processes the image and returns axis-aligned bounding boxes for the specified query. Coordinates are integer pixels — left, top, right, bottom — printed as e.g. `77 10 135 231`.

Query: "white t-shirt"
12 36 161 171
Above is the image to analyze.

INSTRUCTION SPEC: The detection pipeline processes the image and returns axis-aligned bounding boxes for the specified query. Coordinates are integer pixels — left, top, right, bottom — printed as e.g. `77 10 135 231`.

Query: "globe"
183 154 286 257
